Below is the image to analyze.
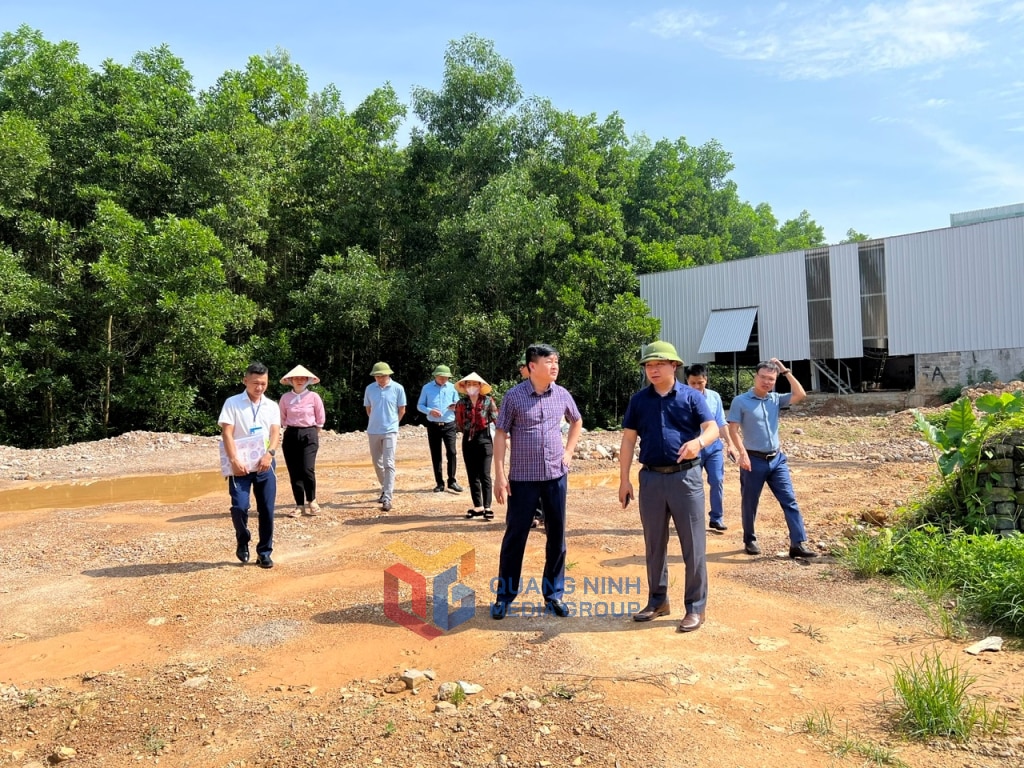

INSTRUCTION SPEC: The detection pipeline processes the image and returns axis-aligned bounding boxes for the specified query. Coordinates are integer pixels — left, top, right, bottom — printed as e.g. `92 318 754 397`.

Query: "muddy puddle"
0 465 622 513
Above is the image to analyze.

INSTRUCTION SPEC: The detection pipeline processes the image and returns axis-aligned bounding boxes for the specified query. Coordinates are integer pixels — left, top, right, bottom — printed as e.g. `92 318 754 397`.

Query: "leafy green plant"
143 725 166 755
912 392 1024 530
937 386 962 405
21 691 39 709
449 684 466 706
383 721 396 737
887 650 1004 741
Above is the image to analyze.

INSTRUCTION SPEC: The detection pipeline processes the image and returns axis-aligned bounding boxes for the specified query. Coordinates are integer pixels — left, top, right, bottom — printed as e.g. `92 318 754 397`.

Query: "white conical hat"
280 365 321 385
455 371 492 395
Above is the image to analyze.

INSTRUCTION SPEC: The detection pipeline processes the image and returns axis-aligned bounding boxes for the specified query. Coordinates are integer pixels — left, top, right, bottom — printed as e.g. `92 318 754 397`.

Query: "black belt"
746 449 779 461
642 458 700 474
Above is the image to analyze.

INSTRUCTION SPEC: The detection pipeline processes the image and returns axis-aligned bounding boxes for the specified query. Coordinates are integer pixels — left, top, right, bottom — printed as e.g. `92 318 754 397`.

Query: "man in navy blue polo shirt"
618 341 718 633
727 358 817 559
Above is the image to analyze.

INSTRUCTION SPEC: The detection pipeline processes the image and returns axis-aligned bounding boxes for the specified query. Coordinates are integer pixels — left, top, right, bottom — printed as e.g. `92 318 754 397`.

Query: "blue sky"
6 0 1024 243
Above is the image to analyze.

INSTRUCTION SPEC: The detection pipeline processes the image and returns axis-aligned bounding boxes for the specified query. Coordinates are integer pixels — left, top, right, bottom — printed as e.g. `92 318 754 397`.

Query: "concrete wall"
916 347 1024 394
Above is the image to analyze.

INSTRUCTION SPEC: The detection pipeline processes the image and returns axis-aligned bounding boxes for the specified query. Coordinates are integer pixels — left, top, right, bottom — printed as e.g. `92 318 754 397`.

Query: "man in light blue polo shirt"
685 363 736 531
727 358 817 559
364 362 407 512
417 364 463 493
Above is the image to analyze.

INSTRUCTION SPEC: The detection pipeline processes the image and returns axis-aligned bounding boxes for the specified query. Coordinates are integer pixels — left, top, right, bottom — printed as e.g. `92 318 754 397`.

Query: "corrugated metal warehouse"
640 203 1024 397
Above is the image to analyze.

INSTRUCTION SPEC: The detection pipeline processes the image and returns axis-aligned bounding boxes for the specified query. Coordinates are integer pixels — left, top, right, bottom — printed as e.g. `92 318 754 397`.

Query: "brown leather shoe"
633 602 671 622
677 612 705 633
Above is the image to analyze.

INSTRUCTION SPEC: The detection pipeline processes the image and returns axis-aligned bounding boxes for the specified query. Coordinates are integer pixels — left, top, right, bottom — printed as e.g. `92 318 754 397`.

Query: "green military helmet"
639 340 684 365
431 364 453 378
369 361 394 376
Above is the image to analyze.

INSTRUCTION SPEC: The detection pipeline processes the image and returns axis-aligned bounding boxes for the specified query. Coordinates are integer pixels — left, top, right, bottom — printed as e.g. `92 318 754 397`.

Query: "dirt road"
1 418 1022 767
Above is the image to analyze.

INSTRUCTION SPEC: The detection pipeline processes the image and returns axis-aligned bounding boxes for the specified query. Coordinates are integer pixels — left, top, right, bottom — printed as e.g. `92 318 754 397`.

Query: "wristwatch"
269 449 276 456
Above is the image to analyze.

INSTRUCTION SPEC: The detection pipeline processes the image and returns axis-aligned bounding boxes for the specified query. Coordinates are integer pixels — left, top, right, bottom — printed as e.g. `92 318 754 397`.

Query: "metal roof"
698 307 758 353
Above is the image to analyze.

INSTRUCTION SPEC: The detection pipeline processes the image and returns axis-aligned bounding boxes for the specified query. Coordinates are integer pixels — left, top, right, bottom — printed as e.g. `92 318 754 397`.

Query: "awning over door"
698 307 758 354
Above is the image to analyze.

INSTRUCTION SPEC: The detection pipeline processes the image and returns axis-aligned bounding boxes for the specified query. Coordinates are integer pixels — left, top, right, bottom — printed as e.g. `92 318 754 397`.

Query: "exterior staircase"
811 359 854 394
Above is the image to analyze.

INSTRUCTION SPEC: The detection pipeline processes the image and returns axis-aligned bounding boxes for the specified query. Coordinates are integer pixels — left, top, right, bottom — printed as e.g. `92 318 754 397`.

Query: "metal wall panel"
829 242 863 358
886 218 1024 355
640 250 810 364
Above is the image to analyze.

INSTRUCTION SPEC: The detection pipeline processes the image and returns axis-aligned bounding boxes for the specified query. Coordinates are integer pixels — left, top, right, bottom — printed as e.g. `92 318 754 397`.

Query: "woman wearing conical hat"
454 372 499 520
279 365 326 518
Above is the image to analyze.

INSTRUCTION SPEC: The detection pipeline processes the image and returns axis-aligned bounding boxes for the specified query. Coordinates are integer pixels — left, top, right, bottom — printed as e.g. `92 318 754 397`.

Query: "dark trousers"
495 475 567 603
426 421 458 486
228 462 276 556
462 431 493 508
282 426 319 505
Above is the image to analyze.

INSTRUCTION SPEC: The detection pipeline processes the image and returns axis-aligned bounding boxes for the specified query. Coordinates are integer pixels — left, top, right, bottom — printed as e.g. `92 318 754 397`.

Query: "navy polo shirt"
622 382 715 466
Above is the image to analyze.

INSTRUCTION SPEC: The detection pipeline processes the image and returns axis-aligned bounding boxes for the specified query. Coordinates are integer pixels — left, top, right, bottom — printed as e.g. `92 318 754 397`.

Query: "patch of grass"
799 707 907 767
887 650 1005 741
565 561 578 570
834 733 908 767
800 705 834 736
792 622 826 642
21 691 39 709
383 721 396 737
839 528 892 578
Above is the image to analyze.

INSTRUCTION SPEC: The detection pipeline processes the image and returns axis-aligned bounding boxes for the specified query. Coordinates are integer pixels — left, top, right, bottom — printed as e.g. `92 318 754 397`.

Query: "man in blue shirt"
684 364 736 531
727 359 817 559
364 362 407 512
417 364 463 493
618 341 718 633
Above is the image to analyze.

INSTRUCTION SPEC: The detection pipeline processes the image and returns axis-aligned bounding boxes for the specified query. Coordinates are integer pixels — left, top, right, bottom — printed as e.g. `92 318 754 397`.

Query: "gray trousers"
638 466 708 614
368 432 397 502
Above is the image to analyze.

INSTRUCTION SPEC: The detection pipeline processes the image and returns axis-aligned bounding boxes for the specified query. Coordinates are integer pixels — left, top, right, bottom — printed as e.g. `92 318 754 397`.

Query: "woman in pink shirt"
279 365 326 517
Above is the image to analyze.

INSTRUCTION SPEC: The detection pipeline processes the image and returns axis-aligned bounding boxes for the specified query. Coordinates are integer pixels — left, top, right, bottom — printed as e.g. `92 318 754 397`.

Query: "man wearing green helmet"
618 341 718 633
364 362 407 512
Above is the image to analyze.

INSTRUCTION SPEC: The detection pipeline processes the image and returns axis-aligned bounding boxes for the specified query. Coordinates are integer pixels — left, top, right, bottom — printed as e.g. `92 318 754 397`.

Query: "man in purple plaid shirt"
490 344 583 620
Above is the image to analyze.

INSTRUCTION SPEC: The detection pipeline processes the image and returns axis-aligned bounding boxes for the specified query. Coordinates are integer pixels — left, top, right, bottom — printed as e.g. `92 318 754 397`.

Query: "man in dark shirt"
618 341 718 632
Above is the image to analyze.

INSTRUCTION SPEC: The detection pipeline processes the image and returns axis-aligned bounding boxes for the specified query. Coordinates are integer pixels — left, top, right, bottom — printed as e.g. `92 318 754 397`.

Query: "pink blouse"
279 390 326 428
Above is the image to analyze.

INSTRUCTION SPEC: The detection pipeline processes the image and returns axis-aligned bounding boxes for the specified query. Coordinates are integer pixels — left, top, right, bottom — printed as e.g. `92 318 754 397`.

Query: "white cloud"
633 9 718 39
636 1 999 80
923 98 951 107
911 120 1024 195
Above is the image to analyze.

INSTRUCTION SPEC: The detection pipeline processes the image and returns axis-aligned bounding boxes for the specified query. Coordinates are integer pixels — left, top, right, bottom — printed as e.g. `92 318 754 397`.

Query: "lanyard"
250 398 262 423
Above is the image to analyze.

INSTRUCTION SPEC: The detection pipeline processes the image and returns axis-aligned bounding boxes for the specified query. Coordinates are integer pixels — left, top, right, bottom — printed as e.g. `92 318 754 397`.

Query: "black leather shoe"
709 520 728 531
744 541 761 555
545 599 570 618
236 544 250 564
256 553 273 569
633 602 671 622
789 542 819 558
483 509 494 520
448 480 464 493
433 485 445 493
491 601 510 620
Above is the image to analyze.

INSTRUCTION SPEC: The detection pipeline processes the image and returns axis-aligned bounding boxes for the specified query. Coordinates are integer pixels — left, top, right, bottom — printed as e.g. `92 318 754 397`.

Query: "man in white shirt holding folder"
219 362 281 569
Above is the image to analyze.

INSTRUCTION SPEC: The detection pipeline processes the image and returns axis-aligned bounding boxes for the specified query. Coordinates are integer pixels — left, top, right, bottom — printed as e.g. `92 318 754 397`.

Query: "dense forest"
0 28 832 448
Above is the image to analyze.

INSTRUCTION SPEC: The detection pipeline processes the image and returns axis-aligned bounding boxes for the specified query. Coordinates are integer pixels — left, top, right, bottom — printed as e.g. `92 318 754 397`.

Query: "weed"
887 649 1004 741
800 706 834 736
360 700 378 717
792 622 826 642
565 561 578 571
143 725 166 755
383 721 396 737
21 691 39 709
547 683 575 700
450 684 466 707
839 528 892 578
834 733 908 767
